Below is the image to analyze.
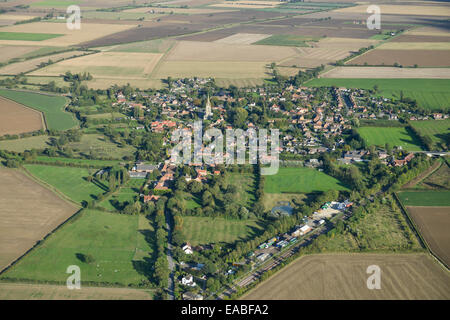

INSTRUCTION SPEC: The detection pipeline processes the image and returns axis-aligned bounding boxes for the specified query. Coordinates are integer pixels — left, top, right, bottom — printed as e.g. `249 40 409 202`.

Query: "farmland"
181 216 263 246
0 168 77 272
306 78 450 110
419 161 450 190
398 191 450 207
410 120 450 146
264 167 348 194
406 206 450 267
0 210 157 287
321 67 450 79
357 127 423 151
348 50 450 67
0 89 77 131
0 32 63 41
99 179 144 212
0 96 44 136
0 135 50 152
0 283 153 300
66 134 136 160
23 164 106 205
242 253 450 300
254 35 320 47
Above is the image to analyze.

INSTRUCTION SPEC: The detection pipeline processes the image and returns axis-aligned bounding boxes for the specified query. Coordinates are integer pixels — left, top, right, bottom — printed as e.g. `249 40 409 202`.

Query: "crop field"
398 191 450 207
306 78 450 110
30 52 163 80
214 33 270 45
99 179 144 212
0 89 76 131
334 4 450 17
0 45 40 63
410 120 450 146
0 32 63 41
107 39 175 53
0 50 89 75
321 67 450 79
181 216 263 246
0 22 135 47
254 34 318 47
24 164 106 205
0 283 153 300
348 49 450 67
407 26 450 37
67 134 136 160
358 127 423 151
406 206 450 267
0 168 77 272
242 253 450 300
0 96 44 136
0 210 157 287
264 167 348 194
0 135 50 152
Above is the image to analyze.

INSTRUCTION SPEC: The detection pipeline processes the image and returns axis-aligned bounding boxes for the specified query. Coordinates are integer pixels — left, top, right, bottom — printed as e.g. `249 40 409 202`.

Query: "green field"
0 210 156 286
254 35 319 47
33 156 121 167
358 126 423 151
85 112 127 120
0 89 77 131
99 179 144 211
264 167 348 194
224 172 256 206
306 78 450 110
398 191 450 206
0 135 50 152
0 32 63 41
181 216 263 245
109 39 175 53
31 0 80 7
410 119 450 146
24 164 106 204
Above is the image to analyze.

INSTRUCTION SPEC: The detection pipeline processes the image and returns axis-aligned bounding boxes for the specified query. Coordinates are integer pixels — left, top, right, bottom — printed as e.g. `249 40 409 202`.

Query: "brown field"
0 96 44 136
407 206 450 267
214 33 271 45
0 45 40 63
0 283 153 300
242 253 450 300
0 51 89 75
0 168 78 272
349 49 450 67
124 7 232 14
0 22 136 47
322 67 450 79
407 27 450 37
335 4 450 17
30 52 163 80
377 42 450 50
392 35 450 43
165 40 297 62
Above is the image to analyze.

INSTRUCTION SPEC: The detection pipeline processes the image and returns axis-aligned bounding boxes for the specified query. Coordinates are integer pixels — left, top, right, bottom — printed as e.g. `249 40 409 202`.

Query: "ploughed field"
0 96 44 136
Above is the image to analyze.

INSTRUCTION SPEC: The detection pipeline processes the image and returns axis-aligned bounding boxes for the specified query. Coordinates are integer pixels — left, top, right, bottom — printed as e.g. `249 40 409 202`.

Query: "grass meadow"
0 210 156 287
264 167 348 194
181 216 264 246
358 126 423 151
410 119 450 146
24 164 106 204
0 89 77 131
398 191 450 206
306 78 450 111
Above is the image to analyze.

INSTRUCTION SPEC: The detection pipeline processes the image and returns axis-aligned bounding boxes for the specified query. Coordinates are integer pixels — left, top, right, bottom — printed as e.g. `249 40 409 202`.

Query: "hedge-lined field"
358 126 423 151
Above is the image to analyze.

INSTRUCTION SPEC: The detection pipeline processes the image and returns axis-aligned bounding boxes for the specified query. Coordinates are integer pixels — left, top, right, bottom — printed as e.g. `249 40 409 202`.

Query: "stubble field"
0 96 44 136
242 253 450 300
0 168 77 272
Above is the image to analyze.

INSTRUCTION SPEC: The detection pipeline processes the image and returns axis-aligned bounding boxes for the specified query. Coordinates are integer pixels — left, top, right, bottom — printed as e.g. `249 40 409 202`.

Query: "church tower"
204 94 212 120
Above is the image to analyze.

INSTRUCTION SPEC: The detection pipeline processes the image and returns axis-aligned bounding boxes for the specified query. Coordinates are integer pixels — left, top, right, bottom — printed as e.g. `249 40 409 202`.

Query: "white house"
182 243 193 255
181 275 196 287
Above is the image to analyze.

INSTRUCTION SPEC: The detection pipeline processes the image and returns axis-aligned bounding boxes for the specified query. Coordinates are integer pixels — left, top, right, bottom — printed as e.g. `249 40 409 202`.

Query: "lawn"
306 78 450 111
264 167 348 194
0 32 63 41
358 126 423 151
410 119 450 146
254 34 320 47
181 216 263 245
397 191 450 206
99 179 144 212
0 210 156 287
0 89 77 131
24 164 106 204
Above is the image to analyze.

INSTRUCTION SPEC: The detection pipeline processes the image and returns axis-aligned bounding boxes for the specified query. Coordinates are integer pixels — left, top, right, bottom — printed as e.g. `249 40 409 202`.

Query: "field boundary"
393 192 449 270
401 158 443 189
0 95 47 133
